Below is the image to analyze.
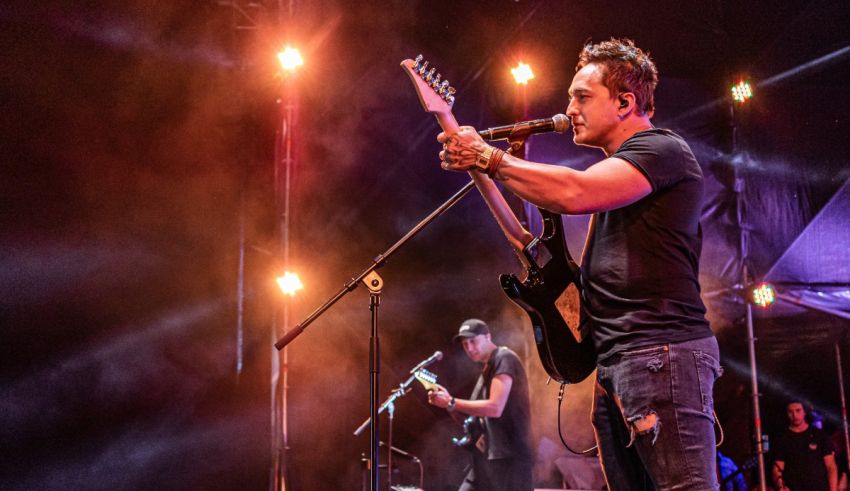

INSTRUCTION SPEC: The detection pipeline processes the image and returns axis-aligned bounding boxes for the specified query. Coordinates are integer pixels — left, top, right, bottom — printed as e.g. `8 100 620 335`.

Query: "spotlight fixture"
276 271 303 296
731 80 753 103
749 282 776 308
277 46 304 72
511 62 535 85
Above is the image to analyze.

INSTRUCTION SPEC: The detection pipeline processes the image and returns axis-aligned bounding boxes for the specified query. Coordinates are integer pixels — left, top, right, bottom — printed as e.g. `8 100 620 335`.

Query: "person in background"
772 401 838 491
717 450 748 491
427 319 533 491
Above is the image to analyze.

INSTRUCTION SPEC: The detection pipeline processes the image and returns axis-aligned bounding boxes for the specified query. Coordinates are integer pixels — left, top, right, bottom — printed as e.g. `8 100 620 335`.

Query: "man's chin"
573 135 593 148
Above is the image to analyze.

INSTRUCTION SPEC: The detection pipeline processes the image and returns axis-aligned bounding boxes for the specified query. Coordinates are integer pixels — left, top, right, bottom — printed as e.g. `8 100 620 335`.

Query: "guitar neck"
433 112 533 254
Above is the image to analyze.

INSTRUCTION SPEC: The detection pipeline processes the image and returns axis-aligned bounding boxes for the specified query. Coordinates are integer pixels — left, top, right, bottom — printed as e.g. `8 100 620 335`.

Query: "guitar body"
452 415 484 451
500 209 596 384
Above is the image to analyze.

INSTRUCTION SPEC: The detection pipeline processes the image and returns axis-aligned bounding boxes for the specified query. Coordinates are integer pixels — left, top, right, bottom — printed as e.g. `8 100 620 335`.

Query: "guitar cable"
557 383 598 455
555 387 725 454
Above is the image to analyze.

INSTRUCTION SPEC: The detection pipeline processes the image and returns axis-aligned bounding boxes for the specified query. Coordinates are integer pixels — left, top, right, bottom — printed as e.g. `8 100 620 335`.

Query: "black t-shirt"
773 426 834 491
582 128 713 360
476 346 532 462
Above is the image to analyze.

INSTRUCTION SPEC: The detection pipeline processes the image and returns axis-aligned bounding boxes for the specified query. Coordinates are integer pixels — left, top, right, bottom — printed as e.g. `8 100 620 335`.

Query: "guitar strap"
579 213 597 267
469 356 495 455
470 373 485 401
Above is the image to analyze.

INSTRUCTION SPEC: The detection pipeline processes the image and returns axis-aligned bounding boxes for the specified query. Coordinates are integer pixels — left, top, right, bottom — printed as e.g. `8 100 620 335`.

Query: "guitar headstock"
401 55 456 115
413 368 439 391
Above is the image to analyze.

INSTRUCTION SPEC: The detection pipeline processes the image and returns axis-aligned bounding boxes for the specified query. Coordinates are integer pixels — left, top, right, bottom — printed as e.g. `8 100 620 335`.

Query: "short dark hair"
786 400 806 411
576 38 658 116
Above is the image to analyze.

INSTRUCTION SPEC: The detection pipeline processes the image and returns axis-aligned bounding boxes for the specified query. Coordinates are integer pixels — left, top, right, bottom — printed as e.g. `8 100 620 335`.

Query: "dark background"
2 1 850 489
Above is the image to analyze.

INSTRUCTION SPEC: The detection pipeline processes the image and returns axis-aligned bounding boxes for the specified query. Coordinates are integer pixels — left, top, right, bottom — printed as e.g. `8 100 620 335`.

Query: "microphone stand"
353 374 416 436
275 180 474 491
354 374 417 489
387 401 395 489
379 441 425 491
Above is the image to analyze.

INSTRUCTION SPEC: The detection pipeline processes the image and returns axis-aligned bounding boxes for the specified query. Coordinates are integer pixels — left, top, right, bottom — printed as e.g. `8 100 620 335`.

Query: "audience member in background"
772 401 837 491
717 450 748 491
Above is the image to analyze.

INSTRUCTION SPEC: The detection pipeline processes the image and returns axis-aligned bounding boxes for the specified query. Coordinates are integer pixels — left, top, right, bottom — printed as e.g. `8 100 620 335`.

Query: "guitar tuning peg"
438 79 450 95
425 67 436 82
430 73 442 88
418 60 429 76
413 54 423 69
443 85 456 106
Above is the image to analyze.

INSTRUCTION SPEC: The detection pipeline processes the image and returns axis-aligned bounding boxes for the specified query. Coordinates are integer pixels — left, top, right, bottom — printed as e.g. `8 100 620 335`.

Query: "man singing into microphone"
438 38 720 490
428 319 532 491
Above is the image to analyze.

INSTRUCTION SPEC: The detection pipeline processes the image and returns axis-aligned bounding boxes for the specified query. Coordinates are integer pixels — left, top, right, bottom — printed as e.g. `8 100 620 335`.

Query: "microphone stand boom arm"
353 374 415 436
273 179 474 351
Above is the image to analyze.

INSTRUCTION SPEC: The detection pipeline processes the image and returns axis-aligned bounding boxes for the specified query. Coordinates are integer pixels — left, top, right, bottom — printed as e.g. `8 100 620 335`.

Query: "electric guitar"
412 368 439 391
415 369 482 451
401 55 596 384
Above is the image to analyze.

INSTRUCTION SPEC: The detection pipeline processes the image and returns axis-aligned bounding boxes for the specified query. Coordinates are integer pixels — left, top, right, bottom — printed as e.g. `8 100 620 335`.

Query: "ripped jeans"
592 336 721 491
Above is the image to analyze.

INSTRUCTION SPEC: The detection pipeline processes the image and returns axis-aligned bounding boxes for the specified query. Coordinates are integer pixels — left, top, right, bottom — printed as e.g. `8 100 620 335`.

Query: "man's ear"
617 92 636 118
618 92 635 109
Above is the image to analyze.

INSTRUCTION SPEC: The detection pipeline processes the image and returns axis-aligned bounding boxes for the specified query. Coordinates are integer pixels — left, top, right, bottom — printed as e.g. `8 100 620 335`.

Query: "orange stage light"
277 46 304 72
511 62 535 85
276 271 303 296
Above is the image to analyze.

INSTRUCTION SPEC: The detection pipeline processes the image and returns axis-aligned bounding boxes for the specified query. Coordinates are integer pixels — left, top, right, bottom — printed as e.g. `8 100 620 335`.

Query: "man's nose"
566 99 578 117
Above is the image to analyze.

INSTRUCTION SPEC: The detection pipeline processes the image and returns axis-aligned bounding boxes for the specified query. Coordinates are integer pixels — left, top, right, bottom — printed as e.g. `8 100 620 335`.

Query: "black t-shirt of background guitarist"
475 346 533 462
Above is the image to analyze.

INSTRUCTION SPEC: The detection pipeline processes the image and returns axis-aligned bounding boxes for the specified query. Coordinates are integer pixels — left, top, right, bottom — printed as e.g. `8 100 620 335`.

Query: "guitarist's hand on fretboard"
426 384 451 409
428 385 469 425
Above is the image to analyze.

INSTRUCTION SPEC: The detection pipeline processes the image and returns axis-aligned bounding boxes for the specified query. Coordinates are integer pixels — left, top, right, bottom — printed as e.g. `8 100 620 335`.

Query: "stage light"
277 46 304 72
750 282 776 308
511 62 534 85
276 271 303 296
731 80 753 103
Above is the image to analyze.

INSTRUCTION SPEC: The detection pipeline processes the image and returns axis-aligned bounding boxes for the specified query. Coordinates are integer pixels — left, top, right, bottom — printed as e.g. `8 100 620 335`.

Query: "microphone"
409 351 443 374
478 114 570 141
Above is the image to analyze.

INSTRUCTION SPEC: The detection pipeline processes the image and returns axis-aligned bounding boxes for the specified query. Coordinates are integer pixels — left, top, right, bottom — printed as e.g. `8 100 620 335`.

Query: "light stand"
730 92 768 491
836 343 850 474
744 283 768 491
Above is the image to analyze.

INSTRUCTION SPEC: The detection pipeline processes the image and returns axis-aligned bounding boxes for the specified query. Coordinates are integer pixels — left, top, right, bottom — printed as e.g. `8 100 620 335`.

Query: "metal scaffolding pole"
731 96 767 490
272 71 296 491
836 343 850 475
217 1 297 489
274 3 298 488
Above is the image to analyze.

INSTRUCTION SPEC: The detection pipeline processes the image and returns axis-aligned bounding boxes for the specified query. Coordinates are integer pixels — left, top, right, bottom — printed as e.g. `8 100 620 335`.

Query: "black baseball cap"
452 319 490 342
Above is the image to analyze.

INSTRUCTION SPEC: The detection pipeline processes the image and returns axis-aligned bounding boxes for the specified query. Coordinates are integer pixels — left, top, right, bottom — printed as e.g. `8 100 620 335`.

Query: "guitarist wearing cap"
438 38 720 490
427 319 532 491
